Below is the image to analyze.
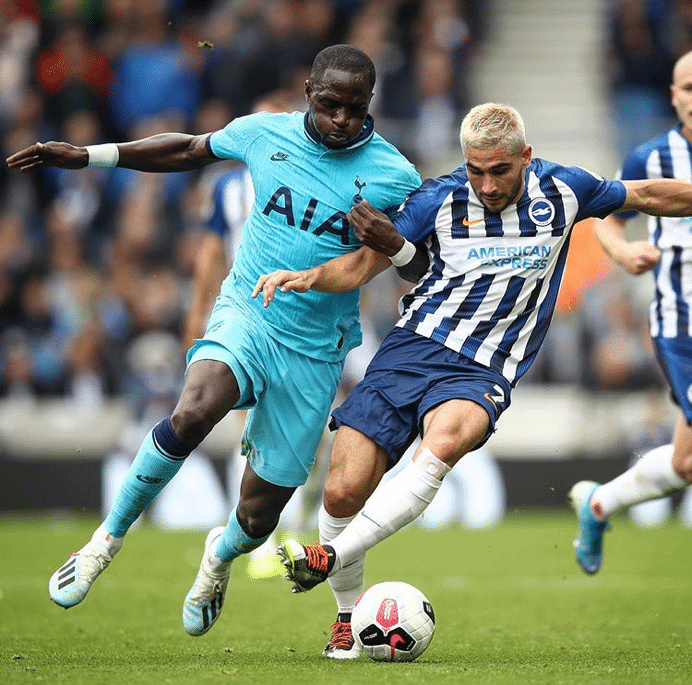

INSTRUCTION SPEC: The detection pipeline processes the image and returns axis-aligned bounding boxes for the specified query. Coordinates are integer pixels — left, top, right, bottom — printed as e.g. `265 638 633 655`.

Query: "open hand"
6 141 88 172
252 269 315 308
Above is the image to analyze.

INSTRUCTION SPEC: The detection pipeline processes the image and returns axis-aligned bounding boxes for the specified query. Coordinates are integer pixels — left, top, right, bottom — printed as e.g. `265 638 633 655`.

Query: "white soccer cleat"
182 526 231 636
49 525 123 608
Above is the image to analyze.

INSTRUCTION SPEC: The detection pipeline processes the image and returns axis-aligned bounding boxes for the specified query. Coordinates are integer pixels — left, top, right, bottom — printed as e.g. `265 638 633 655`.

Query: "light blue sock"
216 508 270 563
104 426 187 537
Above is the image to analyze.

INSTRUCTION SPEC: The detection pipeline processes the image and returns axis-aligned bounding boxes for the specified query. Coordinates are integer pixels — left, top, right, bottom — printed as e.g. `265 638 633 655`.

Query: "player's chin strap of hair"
86 143 119 168
388 238 416 267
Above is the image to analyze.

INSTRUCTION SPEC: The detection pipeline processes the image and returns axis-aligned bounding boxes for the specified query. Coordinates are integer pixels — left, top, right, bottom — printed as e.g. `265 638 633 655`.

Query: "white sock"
330 448 449 570
593 444 687 518
318 506 363 614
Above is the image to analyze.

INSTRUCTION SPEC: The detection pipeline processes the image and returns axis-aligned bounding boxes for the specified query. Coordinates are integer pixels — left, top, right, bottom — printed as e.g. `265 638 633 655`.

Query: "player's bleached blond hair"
460 103 526 155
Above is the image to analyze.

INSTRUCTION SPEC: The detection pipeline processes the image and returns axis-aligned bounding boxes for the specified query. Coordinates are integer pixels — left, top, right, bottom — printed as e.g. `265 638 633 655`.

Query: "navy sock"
152 418 191 458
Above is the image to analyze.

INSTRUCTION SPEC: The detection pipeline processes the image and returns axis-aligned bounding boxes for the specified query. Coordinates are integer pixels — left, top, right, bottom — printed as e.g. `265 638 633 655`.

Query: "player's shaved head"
671 51 692 141
310 44 376 92
673 51 692 84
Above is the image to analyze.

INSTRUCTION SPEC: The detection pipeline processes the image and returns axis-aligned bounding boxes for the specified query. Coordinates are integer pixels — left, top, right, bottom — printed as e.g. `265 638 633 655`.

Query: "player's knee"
236 504 278 539
323 479 365 518
674 457 692 484
170 405 214 448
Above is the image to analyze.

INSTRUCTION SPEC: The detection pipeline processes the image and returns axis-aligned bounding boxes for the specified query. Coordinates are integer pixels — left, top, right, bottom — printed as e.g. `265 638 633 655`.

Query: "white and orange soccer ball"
351 581 435 662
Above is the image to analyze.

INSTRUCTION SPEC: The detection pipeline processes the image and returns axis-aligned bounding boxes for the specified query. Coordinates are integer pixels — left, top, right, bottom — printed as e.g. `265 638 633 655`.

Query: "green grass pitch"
1 511 691 684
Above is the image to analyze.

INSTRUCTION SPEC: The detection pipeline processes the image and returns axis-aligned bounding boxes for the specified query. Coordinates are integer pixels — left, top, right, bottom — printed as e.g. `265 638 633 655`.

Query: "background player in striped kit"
6 44 421 638
570 50 692 575
184 90 295 349
254 101 692 658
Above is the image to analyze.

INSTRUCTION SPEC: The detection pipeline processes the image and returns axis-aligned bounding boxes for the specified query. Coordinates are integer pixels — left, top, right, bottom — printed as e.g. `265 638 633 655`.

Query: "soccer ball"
351 581 435 662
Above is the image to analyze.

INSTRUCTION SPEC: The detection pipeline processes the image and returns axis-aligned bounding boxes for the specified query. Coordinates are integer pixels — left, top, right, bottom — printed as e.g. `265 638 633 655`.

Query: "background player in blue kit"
255 102 692 658
570 50 692 575
5 44 421 638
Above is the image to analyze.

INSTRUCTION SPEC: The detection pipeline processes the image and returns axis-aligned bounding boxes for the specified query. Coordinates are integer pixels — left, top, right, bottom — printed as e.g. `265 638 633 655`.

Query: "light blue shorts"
187 297 344 487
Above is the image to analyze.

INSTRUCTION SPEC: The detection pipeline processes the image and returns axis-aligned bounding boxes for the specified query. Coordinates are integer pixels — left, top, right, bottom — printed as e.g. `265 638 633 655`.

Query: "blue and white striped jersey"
393 158 626 385
204 165 255 262
616 125 692 338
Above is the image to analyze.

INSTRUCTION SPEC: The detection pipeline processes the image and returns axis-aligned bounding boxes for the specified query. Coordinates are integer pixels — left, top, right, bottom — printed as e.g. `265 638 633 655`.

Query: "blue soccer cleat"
569 480 610 575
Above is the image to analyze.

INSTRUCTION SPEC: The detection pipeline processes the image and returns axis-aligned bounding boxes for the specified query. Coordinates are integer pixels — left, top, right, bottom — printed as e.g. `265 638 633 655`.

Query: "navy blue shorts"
653 335 692 423
330 326 513 463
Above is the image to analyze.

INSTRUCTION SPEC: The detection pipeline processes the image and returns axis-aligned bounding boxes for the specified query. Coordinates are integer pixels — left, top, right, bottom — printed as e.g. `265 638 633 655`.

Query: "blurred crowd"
606 0 692 157
0 0 484 411
0 0 682 435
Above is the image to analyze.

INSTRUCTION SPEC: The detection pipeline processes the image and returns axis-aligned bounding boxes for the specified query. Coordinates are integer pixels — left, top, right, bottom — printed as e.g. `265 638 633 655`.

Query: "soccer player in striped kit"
569 50 692 575
255 101 692 657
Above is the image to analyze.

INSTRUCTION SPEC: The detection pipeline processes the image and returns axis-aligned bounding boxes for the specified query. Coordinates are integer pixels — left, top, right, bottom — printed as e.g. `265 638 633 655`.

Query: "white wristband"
388 238 416 267
86 143 119 168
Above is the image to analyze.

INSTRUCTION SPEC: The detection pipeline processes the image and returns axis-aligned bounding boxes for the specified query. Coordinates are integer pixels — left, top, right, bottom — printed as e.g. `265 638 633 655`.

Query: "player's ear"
304 79 312 102
521 145 532 168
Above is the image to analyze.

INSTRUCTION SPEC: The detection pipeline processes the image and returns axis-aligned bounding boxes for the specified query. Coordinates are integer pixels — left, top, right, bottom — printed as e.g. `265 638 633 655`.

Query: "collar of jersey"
303 112 375 151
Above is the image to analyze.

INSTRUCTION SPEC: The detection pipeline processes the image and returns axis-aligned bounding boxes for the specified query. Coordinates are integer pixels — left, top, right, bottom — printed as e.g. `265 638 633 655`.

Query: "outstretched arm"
594 214 661 275
6 133 216 173
620 178 692 217
252 246 390 308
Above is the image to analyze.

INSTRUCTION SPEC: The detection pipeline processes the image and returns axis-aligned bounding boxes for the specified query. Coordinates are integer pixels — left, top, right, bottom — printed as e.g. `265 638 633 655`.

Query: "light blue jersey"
208 111 421 362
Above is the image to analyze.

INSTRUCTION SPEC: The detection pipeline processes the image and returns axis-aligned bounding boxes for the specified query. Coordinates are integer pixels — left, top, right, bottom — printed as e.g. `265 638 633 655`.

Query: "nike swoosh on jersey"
270 152 289 161
461 216 485 227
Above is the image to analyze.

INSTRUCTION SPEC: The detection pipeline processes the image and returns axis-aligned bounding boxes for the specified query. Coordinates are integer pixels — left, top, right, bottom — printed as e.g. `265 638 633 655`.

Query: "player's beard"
479 173 524 213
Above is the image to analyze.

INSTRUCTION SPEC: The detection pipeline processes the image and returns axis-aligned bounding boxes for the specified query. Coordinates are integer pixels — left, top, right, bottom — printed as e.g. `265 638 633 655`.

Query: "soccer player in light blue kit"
5 44 420 638
569 50 692 575
255 102 692 658
183 90 299 580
